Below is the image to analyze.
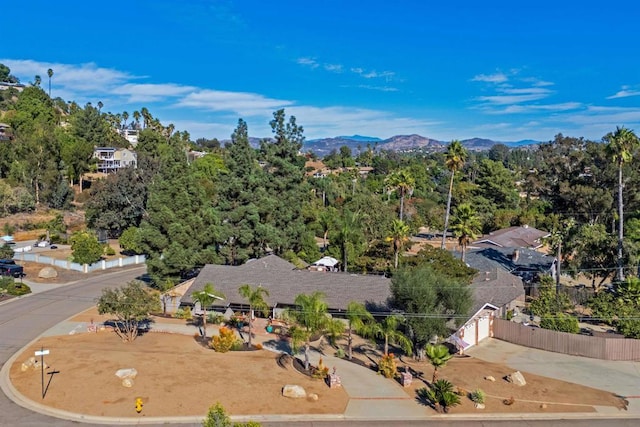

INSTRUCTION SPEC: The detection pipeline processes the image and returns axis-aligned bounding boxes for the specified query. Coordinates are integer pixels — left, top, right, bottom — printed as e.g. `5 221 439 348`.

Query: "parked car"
36 240 50 248
0 259 16 265
0 263 24 278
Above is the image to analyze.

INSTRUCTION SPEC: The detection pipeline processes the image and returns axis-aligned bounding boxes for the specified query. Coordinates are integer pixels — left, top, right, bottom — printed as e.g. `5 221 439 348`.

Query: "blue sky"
2 0 640 142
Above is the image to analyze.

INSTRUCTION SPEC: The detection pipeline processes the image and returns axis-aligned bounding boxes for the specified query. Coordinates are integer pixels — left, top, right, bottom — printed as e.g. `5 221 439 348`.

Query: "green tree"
386 218 410 269
332 209 362 272
345 301 373 360
450 203 481 262
288 291 329 370
97 281 161 342
47 68 53 97
604 126 639 282
529 275 573 318
70 231 103 264
317 206 338 252
386 169 415 220
191 283 225 339
0 243 14 259
118 226 144 254
391 265 472 358
442 140 468 249
360 314 412 356
238 284 269 348
425 344 453 383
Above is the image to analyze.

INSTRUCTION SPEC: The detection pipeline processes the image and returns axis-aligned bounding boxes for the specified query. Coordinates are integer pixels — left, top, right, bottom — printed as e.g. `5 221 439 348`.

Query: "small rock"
475 403 485 409
115 368 138 380
506 371 527 386
308 393 319 401
121 378 134 388
484 375 496 382
282 384 307 398
540 403 547 409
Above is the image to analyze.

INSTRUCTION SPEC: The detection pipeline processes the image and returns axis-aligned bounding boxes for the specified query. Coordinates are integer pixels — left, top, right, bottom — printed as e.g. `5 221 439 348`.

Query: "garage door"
477 316 491 342
464 322 476 348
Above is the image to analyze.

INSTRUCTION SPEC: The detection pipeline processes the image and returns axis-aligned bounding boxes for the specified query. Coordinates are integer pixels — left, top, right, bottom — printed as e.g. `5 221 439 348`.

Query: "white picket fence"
12 252 146 273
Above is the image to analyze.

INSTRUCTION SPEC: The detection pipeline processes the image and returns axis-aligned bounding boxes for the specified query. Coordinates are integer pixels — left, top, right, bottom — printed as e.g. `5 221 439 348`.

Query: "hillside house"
93 147 137 173
472 225 550 250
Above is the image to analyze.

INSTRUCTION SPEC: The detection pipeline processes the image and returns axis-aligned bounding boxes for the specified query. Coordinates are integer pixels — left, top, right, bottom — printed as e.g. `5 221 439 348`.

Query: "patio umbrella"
1 235 14 242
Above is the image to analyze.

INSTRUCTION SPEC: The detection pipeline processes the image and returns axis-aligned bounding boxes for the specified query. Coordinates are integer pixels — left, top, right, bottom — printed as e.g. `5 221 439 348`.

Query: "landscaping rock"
121 378 134 388
475 403 485 409
484 375 496 382
38 267 58 279
282 384 307 398
540 403 547 409
308 393 319 401
506 371 527 386
115 368 138 380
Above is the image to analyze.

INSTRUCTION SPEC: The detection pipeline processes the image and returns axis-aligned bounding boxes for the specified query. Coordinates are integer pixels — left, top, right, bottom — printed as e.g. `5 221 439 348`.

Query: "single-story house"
472 225 550 250
180 255 391 315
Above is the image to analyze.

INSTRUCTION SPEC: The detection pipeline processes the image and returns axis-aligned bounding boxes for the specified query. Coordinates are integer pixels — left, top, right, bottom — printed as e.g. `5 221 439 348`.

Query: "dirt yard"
397 356 626 413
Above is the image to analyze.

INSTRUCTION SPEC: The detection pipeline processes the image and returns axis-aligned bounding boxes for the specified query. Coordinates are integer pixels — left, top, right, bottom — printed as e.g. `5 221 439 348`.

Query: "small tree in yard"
97 281 160 342
192 283 225 340
0 243 14 259
203 401 261 427
425 344 453 383
70 231 103 264
238 284 269 348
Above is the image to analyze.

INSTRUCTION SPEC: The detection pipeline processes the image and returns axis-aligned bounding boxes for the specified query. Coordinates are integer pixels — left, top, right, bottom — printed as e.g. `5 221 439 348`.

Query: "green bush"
174 308 193 320
0 278 31 296
377 353 398 379
104 245 116 256
0 244 14 259
335 348 345 358
540 313 579 334
470 389 485 404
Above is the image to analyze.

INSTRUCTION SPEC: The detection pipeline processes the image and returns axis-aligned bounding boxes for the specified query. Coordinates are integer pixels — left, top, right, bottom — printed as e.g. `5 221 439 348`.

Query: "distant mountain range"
303 134 539 155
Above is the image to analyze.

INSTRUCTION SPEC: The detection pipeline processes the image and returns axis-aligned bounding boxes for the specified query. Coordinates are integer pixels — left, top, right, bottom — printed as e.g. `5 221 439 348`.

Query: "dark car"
0 259 16 265
0 263 24 278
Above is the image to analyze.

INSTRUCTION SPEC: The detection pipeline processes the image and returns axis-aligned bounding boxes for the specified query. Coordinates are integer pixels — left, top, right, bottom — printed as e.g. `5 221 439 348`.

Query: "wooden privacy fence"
493 318 640 361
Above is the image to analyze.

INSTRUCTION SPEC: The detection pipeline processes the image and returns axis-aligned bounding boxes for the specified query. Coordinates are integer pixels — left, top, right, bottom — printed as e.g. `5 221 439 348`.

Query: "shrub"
540 313 579 334
254 343 263 350
335 348 345 359
505 309 514 321
104 244 116 256
377 353 397 379
418 379 461 413
312 357 329 379
470 389 485 404
207 312 224 324
0 278 31 296
0 243 14 259
174 308 193 320
203 402 262 427
212 327 240 353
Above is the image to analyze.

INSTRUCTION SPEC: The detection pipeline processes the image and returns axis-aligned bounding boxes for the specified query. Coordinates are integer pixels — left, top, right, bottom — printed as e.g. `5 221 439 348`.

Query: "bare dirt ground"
397 355 626 413
10 332 349 418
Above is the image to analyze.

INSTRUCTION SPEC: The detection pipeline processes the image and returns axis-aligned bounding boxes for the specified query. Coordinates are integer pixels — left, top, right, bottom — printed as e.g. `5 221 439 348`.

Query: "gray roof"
469 267 524 315
181 255 391 312
472 225 550 249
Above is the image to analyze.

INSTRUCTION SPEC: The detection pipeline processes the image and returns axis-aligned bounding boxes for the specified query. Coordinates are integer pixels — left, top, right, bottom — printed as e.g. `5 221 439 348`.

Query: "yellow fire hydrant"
135 397 143 413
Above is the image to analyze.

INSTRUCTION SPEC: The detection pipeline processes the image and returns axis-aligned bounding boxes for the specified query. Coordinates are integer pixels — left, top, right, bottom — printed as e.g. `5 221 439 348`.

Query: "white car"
36 241 50 248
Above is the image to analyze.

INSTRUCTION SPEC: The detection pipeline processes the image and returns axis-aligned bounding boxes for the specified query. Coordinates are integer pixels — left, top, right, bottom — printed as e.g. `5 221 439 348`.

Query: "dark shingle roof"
472 225 550 249
181 255 391 311
469 268 524 315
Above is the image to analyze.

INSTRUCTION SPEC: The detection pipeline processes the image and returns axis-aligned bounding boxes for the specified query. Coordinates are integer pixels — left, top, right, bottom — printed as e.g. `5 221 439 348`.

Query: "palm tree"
441 140 468 250
361 315 412 356
97 101 103 114
191 283 225 339
122 111 129 129
450 203 481 262
335 209 361 272
238 284 269 348
133 110 141 129
345 302 373 360
33 75 42 87
141 107 151 129
289 292 329 370
386 219 410 269
425 344 453 383
317 207 337 252
385 169 415 220
47 68 53 97
604 126 639 282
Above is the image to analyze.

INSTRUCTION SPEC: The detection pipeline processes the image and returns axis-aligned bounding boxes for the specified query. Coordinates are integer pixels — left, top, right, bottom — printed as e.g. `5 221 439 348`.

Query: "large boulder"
282 385 307 398
38 267 58 279
506 371 527 386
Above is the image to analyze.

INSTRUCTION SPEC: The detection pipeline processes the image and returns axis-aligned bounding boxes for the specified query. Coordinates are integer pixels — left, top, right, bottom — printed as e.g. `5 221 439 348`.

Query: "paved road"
0 266 148 427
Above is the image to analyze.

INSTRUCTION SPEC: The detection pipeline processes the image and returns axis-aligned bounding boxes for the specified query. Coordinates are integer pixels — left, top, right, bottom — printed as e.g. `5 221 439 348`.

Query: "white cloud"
606 86 640 99
323 63 343 73
472 72 508 83
112 83 196 103
297 57 319 68
357 84 398 92
351 68 395 80
176 89 293 116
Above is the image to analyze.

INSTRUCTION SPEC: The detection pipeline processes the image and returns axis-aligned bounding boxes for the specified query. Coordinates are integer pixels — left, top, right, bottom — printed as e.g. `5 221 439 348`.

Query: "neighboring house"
0 82 25 92
93 147 137 173
117 128 140 146
472 225 550 250
180 254 391 315
0 123 12 141
304 160 374 179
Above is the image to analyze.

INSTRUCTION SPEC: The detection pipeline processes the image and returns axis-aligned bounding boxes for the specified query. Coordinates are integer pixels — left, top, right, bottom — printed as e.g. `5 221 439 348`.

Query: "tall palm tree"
47 68 53 97
441 140 468 250
289 292 329 370
122 111 129 129
191 283 225 339
604 126 639 282
450 203 481 262
385 169 415 220
361 315 412 356
425 344 453 383
33 75 41 87
335 209 361 272
238 284 270 348
386 219 410 269
317 206 337 252
97 101 103 113
132 110 141 129
345 302 373 360
140 107 151 128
